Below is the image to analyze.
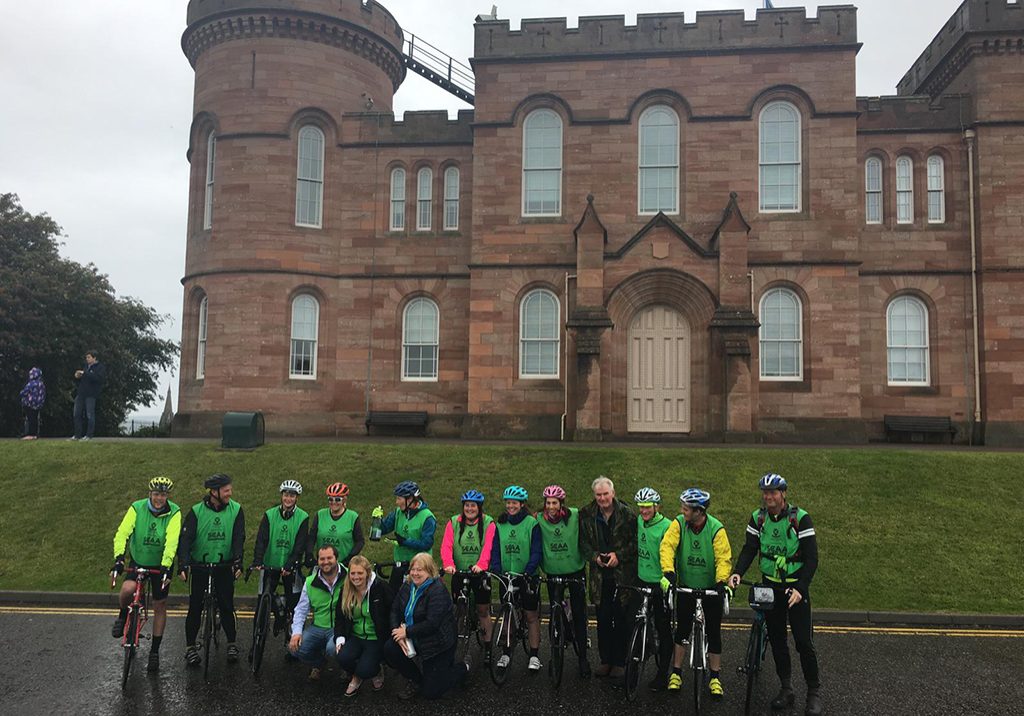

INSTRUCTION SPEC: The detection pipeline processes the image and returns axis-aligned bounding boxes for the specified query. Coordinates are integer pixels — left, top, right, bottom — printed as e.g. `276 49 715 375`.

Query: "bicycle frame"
114 567 161 689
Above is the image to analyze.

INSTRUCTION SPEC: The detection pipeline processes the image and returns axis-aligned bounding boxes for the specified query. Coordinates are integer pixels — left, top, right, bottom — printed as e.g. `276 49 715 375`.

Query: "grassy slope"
0 441 1019 613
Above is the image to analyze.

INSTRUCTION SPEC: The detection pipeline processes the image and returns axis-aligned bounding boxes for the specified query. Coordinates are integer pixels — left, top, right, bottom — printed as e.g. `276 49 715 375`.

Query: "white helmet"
279 480 303 495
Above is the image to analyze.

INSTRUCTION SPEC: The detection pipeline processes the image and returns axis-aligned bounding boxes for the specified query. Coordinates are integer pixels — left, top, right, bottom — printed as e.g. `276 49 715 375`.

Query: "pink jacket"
440 516 496 571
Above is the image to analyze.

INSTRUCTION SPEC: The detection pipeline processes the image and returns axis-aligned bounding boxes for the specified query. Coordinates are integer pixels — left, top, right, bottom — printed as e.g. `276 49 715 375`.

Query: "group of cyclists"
111 470 822 715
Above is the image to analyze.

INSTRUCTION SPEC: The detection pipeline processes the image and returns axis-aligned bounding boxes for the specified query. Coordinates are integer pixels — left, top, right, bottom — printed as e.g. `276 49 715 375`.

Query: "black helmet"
204 473 232 490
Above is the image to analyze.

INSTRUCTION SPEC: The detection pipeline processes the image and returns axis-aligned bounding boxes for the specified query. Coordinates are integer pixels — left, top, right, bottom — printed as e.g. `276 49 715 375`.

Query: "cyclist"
375 480 436 592
306 482 363 569
660 488 732 699
177 473 246 667
728 473 821 716
580 476 637 682
252 479 309 635
440 489 495 663
289 544 344 681
632 487 673 691
537 484 591 678
489 485 543 672
110 476 181 672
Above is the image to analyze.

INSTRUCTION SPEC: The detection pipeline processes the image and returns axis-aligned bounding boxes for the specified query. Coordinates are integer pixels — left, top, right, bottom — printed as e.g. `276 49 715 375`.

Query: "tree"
0 193 178 436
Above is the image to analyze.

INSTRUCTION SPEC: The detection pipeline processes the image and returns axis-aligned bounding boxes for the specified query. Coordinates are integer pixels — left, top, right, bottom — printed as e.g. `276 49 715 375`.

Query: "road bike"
487 571 531 686
676 586 726 716
618 583 663 701
112 566 162 690
448 569 485 665
246 565 291 679
194 553 226 681
540 575 585 688
738 580 773 716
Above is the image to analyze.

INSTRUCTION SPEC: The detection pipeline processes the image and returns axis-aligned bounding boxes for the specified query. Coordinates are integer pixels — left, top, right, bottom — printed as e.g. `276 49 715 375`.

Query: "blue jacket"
390 577 456 659
489 510 543 576
19 368 45 409
380 499 436 553
76 361 106 398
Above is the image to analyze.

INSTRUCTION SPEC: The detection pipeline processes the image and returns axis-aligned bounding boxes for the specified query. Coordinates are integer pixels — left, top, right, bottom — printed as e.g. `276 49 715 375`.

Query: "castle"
173 0 1024 444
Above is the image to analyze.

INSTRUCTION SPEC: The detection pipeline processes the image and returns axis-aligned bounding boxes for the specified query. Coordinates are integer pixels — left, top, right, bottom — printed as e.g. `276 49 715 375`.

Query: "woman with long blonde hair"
333 555 393 696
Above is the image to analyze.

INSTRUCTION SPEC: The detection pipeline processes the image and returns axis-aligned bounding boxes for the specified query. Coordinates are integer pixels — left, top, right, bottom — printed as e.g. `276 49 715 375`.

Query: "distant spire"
159 386 174 429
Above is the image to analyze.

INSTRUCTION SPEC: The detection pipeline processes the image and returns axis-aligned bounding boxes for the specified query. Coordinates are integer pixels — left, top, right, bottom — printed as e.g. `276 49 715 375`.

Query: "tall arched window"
865 156 883 224
196 295 208 380
295 126 325 227
887 296 929 385
927 155 945 223
638 105 680 215
390 167 406 231
520 289 560 378
443 167 460 230
203 133 216 230
522 109 562 216
402 297 439 381
759 288 803 380
289 295 319 379
896 156 914 224
759 101 801 212
417 167 433 231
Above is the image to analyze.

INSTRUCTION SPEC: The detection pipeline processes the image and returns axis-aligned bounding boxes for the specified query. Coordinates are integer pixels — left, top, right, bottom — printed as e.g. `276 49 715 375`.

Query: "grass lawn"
0 440 1019 614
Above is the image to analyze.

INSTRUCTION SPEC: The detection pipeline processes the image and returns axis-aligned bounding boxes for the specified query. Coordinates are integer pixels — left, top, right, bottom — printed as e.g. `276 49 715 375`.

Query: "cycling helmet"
758 473 788 491
679 488 711 510
204 473 232 490
461 489 485 504
279 480 302 495
149 476 174 493
326 482 349 498
633 487 661 505
394 481 421 499
503 485 529 501
542 485 567 501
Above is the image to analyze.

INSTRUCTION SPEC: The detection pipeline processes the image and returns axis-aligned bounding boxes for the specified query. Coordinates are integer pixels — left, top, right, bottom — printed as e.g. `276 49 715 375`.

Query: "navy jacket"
390 577 456 659
77 361 106 398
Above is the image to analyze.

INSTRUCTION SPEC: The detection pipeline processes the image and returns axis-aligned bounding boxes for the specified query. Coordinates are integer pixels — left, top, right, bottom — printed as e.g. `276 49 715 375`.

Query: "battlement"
345 109 474 145
898 0 1024 97
473 6 857 61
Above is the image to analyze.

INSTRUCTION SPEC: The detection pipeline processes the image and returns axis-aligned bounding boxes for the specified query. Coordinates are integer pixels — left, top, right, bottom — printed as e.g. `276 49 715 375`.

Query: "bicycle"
447 570 484 665
193 553 226 681
372 560 407 583
738 580 774 716
111 566 162 690
246 565 290 679
540 575 585 688
675 586 726 716
487 571 531 686
618 583 663 701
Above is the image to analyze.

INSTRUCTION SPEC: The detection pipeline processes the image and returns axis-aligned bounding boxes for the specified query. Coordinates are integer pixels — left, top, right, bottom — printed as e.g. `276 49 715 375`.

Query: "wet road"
2 606 1021 715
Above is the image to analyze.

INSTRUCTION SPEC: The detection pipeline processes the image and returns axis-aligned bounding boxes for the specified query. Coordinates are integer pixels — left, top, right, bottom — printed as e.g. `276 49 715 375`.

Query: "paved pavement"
2 606 1021 715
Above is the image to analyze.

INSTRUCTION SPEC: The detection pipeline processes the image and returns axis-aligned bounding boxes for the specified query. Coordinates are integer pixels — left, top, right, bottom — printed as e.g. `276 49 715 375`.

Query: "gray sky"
0 0 964 417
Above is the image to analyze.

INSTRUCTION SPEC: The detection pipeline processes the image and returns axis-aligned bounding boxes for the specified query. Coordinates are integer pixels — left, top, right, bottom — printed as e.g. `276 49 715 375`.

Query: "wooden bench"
883 415 956 443
365 410 429 435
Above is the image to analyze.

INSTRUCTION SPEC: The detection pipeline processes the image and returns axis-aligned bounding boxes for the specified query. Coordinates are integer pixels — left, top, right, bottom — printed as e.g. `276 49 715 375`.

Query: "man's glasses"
328 497 345 503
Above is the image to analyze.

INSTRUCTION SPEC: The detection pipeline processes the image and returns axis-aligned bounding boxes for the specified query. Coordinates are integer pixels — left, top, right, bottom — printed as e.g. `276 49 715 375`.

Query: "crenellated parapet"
856 94 973 134
473 6 857 62
183 0 405 89
898 0 1024 97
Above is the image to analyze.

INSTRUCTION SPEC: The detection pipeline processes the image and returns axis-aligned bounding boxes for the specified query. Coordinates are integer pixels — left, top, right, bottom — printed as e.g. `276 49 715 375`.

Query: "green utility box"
221 411 265 449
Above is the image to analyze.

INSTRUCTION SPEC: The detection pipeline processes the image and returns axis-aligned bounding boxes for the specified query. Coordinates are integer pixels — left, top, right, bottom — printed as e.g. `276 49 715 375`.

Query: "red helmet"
542 485 566 501
326 482 349 498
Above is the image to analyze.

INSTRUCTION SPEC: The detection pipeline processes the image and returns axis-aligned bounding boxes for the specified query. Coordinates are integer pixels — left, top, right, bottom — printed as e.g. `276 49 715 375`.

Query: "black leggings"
765 587 820 689
261 570 300 613
675 591 724 653
546 571 588 656
185 566 237 644
596 575 629 667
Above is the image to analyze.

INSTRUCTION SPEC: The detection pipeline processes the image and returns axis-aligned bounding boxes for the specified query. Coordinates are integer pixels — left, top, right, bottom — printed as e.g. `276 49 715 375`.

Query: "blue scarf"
404 577 435 626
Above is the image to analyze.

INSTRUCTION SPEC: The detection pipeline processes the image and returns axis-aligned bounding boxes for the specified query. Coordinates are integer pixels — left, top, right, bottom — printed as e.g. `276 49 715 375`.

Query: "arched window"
887 296 929 385
203 133 216 230
390 167 406 231
865 156 883 224
417 167 433 231
295 126 324 228
896 156 914 224
196 295 208 380
443 167 460 230
638 106 679 214
289 295 319 379
522 109 562 216
520 289 560 378
402 297 439 381
759 101 801 212
927 155 945 223
759 288 803 380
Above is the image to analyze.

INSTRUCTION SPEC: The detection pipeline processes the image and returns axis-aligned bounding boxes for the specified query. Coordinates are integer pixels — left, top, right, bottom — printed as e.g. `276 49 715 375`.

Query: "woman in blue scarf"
19 367 45 439
383 552 468 700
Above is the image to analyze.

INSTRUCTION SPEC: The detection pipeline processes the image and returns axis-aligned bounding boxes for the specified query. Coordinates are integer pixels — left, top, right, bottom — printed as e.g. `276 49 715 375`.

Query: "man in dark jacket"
580 476 637 682
71 350 105 440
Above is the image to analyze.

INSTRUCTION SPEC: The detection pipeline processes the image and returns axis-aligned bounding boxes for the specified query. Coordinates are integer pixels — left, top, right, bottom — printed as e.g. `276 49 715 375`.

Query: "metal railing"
403 34 475 105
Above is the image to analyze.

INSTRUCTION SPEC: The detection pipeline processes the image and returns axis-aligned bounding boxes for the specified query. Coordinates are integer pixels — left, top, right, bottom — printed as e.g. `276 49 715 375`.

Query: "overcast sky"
0 0 965 417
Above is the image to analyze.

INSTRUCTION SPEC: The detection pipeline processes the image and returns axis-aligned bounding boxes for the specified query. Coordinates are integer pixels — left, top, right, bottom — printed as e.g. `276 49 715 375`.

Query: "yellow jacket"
113 503 182 569
659 515 732 584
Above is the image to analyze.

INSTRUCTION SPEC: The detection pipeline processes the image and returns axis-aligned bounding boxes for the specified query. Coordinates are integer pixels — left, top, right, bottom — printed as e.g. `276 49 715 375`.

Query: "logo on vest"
149 522 157 531
772 528 780 538
330 524 337 533
214 516 221 525
509 530 516 539
692 540 701 550
554 528 562 537
640 532 647 542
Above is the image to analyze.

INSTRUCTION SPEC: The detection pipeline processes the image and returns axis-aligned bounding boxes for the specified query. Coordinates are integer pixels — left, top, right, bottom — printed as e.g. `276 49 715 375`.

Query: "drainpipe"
964 129 982 442
747 271 755 312
561 272 577 441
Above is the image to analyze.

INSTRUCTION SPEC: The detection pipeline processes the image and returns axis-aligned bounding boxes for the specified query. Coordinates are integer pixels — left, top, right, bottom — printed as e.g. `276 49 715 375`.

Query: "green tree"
0 193 178 436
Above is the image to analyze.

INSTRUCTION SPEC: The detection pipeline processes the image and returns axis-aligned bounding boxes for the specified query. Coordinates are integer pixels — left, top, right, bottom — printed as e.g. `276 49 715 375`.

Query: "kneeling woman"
383 552 469 700
334 556 393 697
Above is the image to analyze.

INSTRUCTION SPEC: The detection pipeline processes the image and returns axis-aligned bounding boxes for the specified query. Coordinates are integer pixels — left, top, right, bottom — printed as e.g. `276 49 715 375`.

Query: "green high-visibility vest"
755 506 807 583
451 514 493 570
315 508 359 561
496 515 537 574
190 499 240 563
305 573 341 630
394 507 435 562
538 508 585 575
676 513 724 589
636 513 670 583
264 506 308 569
128 498 180 567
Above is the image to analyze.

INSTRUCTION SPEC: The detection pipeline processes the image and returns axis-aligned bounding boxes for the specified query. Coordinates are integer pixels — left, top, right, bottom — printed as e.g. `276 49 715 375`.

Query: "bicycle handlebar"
540 575 585 586
616 584 654 595
675 586 723 599
110 567 162 589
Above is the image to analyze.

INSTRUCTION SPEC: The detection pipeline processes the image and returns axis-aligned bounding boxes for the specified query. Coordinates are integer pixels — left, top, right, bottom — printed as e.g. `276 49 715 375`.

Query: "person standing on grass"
70 350 105 440
334 555 393 697
19 367 45 439
729 473 821 716
305 482 363 570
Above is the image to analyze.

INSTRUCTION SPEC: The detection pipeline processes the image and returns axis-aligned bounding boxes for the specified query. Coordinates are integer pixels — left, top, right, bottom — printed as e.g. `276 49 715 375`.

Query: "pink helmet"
542 485 567 501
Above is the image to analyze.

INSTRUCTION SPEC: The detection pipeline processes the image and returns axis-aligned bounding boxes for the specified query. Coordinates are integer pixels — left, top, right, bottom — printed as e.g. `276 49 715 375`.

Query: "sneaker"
528 656 542 671
397 678 418 700
185 646 201 667
709 677 724 699
308 667 321 682
648 673 669 691
226 642 239 663
68 436 79 441
147 651 160 673
80 436 91 441
111 617 126 638
771 686 796 710
668 673 683 691
578 656 591 678
805 688 823 716
495 654 511 669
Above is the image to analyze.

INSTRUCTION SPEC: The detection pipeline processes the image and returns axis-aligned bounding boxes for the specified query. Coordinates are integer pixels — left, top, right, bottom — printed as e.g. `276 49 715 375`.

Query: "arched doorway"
628 304 691 433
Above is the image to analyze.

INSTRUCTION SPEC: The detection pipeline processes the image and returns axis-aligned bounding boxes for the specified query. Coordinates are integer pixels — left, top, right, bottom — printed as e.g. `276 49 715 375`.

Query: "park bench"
365 410 429 435
883 415 956 443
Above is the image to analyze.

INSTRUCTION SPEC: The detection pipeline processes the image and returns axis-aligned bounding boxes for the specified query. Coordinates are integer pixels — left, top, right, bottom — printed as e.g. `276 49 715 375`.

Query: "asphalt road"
2 607 1021 715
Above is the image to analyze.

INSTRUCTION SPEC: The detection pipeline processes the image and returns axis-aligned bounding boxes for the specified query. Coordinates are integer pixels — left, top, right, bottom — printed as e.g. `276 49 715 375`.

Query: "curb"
2 591 1021 628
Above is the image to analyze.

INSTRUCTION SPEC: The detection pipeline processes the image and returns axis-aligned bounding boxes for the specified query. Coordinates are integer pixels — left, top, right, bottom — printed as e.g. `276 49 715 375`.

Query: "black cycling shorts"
451 571 492 605
125 562 170 601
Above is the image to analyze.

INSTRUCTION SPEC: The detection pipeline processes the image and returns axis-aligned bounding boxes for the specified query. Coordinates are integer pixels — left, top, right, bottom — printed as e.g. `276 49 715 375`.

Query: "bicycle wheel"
490 603 515 686
202 597 215 680
692 622 706 716
251 594 271 678
743 620 761 716
453 599 472 664
549 606 566 688
623 618 648 702
518 608 530 657
120 609 138 690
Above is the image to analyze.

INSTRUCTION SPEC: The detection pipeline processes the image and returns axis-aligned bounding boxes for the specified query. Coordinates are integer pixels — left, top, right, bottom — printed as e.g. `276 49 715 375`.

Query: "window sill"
759 378 811 393
884 384 938 396
514 377 562 388
519 216 568 224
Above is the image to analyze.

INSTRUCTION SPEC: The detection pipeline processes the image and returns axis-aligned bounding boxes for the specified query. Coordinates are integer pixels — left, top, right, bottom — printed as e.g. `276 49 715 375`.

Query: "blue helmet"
758 473 788 491
461 489 485 504
502 485 528 501
394 480 421 499
679 488 711 510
